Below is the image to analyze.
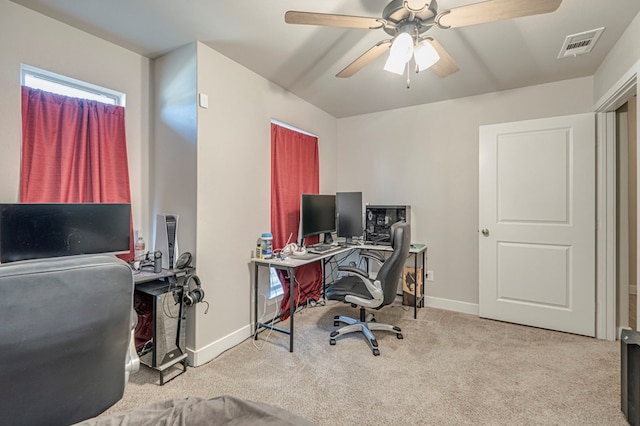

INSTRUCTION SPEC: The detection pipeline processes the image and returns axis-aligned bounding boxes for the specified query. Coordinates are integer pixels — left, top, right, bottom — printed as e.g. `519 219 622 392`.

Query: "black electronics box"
622 329 640 425
364 205 410 245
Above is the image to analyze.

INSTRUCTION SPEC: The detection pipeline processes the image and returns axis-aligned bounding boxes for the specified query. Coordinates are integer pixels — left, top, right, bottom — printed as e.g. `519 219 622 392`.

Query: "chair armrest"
360 251 385 265
337 265 369 279
337 266 384 307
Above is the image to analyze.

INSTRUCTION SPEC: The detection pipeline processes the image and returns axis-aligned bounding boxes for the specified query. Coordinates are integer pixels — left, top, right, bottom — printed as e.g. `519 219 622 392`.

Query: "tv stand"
343 237 358 246
323 232 333 245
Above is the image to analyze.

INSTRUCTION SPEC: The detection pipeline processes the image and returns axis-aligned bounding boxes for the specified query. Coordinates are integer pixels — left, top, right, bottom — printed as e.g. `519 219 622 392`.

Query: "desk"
133 267 193 284
252 247 352 352
251 243 427 352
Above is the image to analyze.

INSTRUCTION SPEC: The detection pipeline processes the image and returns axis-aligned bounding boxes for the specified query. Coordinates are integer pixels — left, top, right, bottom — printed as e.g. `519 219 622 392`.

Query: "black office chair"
326 221 411 355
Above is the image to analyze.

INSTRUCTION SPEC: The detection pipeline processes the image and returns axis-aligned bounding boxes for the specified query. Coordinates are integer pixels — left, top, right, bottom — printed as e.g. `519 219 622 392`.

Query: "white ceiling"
10 0 640 118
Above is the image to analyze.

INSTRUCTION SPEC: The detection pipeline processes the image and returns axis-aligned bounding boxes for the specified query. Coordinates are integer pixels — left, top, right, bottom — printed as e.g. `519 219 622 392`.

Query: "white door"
479 113 595 336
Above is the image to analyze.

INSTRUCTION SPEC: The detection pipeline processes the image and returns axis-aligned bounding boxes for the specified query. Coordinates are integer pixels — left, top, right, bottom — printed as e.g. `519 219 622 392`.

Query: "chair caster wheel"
334 321 339 327
330 339 336 346
397 333 404 340
372 348 380 356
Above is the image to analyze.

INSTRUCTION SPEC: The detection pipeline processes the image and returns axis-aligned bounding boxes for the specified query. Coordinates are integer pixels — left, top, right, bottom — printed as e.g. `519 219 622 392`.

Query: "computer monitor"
0 203 131 263
336 192 363 244
299 194 336 246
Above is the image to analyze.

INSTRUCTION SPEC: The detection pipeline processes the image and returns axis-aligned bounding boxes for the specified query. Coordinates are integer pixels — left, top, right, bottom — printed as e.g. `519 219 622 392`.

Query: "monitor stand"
323 232 333 245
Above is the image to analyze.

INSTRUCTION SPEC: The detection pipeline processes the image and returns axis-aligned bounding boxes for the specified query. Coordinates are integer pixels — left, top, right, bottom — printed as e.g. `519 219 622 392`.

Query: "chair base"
329 313 402 356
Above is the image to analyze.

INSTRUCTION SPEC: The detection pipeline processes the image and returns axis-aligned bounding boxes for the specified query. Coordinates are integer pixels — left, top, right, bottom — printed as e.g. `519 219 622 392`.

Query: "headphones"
282 243 307 256
183 274 205 306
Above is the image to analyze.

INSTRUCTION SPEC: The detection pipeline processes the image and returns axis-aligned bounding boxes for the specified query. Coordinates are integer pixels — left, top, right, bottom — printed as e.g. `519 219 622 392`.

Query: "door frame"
595 63 639 340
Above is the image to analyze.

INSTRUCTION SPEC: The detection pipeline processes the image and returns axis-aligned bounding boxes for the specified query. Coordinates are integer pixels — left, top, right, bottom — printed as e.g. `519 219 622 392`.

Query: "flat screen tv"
0 203 130 263
299 194 336 245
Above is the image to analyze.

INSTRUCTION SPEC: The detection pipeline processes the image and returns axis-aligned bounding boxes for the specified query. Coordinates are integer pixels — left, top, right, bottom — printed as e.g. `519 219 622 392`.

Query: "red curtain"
20 86 134 260
271 123 322 316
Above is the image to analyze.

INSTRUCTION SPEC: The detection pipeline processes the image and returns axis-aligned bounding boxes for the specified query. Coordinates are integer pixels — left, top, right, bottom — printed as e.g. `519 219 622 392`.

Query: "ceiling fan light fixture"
384 53 408 75
414 40 440 71
384 32 414 74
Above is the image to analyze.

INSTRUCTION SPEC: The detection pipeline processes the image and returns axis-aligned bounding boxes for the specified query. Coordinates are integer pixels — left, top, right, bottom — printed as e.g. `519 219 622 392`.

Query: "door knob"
481 228 490 237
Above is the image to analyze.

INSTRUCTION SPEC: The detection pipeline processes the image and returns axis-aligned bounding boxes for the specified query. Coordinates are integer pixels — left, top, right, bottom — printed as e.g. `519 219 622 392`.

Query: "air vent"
557 27 605 59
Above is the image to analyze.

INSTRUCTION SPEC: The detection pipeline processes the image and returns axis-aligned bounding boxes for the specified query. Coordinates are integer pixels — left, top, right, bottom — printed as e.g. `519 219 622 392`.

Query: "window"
21 64 125 106
269 268 284 299
20 66 133 259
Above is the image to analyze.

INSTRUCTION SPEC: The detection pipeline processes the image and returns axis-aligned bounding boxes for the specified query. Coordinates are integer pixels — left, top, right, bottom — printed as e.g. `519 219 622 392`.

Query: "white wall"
152 43 198 259
152 43 199 349
594 11 640 104
0 1 151 239
192 42 337 365
337 77 594 310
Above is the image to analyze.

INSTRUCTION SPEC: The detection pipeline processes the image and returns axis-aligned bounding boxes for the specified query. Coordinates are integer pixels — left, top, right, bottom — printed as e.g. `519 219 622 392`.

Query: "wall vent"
557 27 605 59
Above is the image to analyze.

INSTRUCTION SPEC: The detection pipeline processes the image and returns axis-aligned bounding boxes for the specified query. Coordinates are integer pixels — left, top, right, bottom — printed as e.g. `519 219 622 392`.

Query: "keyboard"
307 244 338 254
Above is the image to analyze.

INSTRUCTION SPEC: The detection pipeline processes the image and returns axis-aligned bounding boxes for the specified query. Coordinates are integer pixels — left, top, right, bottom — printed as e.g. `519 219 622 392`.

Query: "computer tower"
155 213 179 269
134 280 186 370
365 205 411 245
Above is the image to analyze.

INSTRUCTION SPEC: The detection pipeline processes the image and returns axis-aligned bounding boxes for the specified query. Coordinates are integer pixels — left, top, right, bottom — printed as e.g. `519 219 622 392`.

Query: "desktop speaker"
155 214 179 269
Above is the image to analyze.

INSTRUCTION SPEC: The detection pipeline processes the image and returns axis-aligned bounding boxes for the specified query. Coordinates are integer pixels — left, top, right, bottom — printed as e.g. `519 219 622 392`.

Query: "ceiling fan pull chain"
414 26 420 75
406 62 411 89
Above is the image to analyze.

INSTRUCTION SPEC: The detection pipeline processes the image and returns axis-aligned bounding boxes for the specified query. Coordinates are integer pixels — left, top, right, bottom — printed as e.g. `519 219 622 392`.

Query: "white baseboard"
423 295 479 316
187 324 252 367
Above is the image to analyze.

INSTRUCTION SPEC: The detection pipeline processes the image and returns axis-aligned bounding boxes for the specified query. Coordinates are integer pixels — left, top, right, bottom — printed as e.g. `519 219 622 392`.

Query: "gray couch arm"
0 255 136 425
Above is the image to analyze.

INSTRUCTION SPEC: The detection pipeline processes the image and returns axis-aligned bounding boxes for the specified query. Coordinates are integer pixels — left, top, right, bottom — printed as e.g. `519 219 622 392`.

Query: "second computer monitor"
336 192 363 244
299 194 336 245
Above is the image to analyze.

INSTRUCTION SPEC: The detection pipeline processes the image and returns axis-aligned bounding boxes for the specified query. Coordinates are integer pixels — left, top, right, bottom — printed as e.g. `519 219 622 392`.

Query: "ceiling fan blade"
336 40 392 78
436 0 562 29
285 11 385 29
422 37 459 78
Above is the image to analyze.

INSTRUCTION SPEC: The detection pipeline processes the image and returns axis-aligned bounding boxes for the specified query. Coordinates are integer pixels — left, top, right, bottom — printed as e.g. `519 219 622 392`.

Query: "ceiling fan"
285 0 562 81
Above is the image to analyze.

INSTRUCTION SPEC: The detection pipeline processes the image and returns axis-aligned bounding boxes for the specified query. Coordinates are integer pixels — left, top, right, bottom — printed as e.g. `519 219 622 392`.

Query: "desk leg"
254 263 259 339
289 267 295 352
414 252 418 319
422 251 426 309
321 259 326 300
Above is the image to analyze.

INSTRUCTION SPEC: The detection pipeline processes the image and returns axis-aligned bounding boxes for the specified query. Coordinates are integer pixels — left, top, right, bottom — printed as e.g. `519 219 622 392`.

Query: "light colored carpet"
105 302 628 425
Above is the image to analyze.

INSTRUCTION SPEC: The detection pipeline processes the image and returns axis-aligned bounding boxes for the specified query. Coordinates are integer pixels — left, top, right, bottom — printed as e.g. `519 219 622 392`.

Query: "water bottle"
134 236 146 260
261 233 273 259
